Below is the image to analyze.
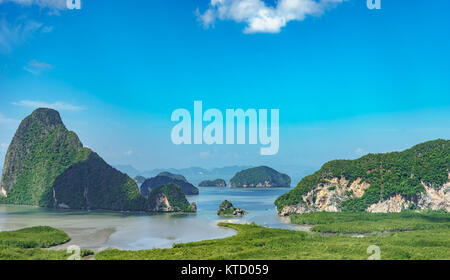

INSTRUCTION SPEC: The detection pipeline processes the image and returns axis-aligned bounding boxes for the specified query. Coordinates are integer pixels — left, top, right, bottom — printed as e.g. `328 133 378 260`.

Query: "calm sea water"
0 187 294 251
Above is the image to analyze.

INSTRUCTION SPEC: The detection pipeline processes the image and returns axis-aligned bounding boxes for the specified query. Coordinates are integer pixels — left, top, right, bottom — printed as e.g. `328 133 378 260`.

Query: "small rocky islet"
230 166 291 188
217 200 247 217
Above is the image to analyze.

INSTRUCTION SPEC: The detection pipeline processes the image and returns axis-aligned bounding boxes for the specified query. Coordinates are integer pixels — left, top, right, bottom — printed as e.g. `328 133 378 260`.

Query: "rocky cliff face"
0 108 147 211
278 173 450 216
276 140 450 215
148 183 196 212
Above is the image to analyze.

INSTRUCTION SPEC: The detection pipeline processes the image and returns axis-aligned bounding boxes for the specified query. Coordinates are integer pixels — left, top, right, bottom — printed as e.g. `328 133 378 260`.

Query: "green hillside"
275 139 450 212
0 108 147 211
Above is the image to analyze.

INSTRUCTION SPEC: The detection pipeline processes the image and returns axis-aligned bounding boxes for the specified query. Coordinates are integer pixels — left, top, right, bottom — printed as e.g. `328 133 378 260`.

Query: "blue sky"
0 0 450 174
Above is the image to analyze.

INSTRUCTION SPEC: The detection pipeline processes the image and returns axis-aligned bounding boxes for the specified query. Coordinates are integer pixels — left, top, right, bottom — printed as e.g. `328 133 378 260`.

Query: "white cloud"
13 100 85 111
124 150 133 156
23 59 54 75
355 147 365 156
0 0 67 10
0 0 64 54
197 0 345 34
0 16 54 54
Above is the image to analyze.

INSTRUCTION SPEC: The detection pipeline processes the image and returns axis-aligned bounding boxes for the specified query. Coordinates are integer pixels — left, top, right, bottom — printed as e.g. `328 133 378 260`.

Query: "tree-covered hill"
148 183 196 212
140 173 199 196
230 166 291 188
0 108 146 211
199 179 227 187
275 139 450 214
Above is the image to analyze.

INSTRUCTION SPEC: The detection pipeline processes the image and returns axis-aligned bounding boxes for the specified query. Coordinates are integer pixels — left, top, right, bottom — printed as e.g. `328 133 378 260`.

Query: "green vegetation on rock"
141 173 199 196
157 172 188 182
275 139 450 212
0 108 147 211
230 166 291 188
217 200 247 217
148 183 196 212
199 179 227 187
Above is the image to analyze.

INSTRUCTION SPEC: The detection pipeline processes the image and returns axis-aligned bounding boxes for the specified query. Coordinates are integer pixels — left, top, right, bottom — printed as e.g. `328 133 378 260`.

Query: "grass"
290 211 450 233
0 226 93 260
95 221 450 260
2 212 449 260
0 226 70 248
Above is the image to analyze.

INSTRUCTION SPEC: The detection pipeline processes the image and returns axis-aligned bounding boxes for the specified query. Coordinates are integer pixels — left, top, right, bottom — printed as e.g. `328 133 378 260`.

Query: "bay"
0 187 294 251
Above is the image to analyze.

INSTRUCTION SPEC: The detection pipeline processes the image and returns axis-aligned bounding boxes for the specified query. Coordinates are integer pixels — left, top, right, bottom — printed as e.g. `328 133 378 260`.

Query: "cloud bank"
197 0 345 34
0 0 67 53
0 17 50 54
13 100 85 111
0 0 67 10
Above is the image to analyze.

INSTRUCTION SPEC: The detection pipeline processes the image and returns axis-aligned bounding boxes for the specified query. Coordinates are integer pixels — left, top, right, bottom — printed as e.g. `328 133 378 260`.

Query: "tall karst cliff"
0 108 147 211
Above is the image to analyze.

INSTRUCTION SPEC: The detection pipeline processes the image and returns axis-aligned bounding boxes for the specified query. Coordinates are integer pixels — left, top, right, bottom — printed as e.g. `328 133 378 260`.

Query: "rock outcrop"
276 140 450 215
148 183 196 212
230 166 290 188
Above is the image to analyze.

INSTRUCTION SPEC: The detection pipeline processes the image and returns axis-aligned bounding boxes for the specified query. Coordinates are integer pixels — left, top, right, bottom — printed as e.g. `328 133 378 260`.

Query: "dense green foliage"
141 174 199 196
0 226 93 260
157 172 188 182
95 221 450 260
230 166 291 188
52 152 148 211
275 139 450 212
0 226 70 248
291 211 450 233
199 179 227 187
1 109 90 206
0 108 148 211
1 213 449 260
218 200 234 215
148 183 196 212
217 200 246 216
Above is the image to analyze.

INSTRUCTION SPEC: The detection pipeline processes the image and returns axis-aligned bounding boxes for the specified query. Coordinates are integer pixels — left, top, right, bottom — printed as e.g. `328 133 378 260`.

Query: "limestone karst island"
1 0 449 266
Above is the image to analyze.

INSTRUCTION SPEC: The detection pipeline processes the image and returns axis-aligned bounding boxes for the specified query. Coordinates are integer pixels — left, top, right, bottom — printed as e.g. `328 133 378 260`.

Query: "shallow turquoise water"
0 187 293 250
